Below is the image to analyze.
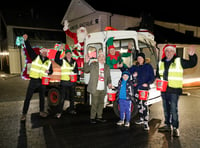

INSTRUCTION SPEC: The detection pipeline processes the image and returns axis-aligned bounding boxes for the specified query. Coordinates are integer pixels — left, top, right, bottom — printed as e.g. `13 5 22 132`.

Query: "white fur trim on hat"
40 48 48 53
164 45 176 51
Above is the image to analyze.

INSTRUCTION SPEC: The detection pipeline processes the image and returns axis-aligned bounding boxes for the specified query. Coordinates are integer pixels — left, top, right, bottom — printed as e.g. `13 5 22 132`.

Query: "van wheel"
47 88 60 106
113 99 138 119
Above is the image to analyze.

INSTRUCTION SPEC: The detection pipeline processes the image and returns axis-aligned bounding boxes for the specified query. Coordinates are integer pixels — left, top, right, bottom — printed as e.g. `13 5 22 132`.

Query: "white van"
83 30 162 118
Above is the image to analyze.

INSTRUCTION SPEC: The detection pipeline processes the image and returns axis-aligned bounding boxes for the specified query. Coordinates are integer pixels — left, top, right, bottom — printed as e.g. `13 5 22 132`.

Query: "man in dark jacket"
21 34 53 121
156 44 197 137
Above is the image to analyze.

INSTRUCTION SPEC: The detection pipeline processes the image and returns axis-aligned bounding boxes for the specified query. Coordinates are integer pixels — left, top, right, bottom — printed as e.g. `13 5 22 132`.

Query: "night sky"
1 0 199 26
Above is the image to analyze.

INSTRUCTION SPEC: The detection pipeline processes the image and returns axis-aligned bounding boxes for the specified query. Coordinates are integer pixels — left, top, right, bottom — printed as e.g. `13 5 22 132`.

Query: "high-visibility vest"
159 57 183 88
29 56 51 79
61 60 76 81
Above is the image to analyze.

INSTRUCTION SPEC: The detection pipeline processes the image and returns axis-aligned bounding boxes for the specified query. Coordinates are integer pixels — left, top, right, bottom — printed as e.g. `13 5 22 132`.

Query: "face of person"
122 74 129 81
60 44 65 50
65 52 72 59
109 48 115 55
137 56 144 65
98 54 105 64
41 51 48 57
165 47 175 60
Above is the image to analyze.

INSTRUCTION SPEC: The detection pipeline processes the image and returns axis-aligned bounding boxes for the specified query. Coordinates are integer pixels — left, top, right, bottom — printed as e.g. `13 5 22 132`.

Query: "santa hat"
40 48 48 53
65 44 72 54
162 44 176 59
104 26 117 31
107 37 115 50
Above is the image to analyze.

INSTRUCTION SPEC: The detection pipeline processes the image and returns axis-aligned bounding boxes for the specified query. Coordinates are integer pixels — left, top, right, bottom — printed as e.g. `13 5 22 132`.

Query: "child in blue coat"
116 71 134 127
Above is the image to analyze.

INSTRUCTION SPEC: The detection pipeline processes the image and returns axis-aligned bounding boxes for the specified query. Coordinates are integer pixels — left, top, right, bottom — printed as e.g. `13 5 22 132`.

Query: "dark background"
1 0 199 27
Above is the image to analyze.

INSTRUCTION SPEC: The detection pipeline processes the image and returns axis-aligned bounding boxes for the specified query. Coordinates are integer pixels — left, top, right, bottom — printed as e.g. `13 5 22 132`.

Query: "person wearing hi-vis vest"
54 44 78 118
156 44 197 137
21 34 53 121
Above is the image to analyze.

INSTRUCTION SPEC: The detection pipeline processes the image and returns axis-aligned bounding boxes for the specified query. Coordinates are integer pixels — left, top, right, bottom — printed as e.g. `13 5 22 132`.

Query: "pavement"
0 72 200 148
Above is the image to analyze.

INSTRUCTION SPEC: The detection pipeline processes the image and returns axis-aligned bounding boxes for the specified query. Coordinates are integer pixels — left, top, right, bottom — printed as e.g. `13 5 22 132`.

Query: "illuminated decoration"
16 36 24 46
16 36 42 80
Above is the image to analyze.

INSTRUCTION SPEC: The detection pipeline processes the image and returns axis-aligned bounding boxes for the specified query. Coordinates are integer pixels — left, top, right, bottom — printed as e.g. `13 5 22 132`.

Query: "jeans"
22 78 45 114
161 93 179 128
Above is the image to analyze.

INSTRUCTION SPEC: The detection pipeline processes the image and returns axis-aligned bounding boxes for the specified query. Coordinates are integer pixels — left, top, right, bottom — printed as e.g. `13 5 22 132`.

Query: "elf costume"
106 37 132 69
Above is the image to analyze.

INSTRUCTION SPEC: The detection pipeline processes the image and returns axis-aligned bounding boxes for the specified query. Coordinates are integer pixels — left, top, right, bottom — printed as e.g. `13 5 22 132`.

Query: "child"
116 71 134 127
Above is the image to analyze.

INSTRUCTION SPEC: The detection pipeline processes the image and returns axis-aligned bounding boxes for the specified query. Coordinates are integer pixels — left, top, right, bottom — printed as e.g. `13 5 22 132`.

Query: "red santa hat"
40 48 48 53
162 44 176 59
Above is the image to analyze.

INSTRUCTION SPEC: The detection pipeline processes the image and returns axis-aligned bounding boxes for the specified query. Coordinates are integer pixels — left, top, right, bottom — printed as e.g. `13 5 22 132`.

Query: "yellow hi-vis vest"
29 56 51 79
61 60 75 81
159 57 183 88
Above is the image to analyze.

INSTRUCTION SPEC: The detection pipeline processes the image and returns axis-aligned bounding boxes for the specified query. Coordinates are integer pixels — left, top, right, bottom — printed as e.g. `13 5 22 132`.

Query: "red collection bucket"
156 79 168 92
138 90 149 100
107 92 116 101
70 74 77 82
42 76 50 85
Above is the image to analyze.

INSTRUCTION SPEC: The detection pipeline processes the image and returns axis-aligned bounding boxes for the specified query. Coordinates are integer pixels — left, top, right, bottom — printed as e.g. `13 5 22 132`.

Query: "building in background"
62 0 200 87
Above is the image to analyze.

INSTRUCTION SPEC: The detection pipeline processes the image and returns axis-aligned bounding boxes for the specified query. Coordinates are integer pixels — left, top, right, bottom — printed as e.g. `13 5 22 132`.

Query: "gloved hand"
63 20 69 31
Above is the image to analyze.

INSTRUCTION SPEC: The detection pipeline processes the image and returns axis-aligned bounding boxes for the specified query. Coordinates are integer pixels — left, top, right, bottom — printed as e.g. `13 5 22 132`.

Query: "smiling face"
122 74 129 81
109 47 115 55
137 56 144 65
165 47 176 60
98 53 105 64
40 50 48 57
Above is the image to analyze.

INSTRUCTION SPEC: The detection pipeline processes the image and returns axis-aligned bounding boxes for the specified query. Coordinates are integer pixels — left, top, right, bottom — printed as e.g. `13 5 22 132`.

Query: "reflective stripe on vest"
29 56 51 79
61 60 74 81
159 57 183 88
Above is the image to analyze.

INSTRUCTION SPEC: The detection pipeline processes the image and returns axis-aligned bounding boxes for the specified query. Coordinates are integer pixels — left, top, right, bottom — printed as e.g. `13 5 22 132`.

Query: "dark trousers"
58 81 75 113
22 79 45 114
161 93 179 128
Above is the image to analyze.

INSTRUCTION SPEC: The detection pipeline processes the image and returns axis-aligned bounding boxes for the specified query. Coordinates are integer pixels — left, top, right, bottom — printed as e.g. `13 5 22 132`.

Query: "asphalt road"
0 75 200 148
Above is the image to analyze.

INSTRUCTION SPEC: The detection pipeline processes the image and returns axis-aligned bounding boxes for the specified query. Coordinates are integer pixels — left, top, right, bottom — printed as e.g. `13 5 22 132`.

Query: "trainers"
90 119 96 124
124 122 130 127
116 120 124 126
173 128 180 137
96 118 107 123
20 114 26 121
158 125 171 132
135 119 144 125
69 110 77 115
144 123 150 131
55 113 61 119
39 112 48 118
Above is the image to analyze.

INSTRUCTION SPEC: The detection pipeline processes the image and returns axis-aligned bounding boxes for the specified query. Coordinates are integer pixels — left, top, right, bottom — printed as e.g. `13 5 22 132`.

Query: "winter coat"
84 62 111 95
116 78 134 101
